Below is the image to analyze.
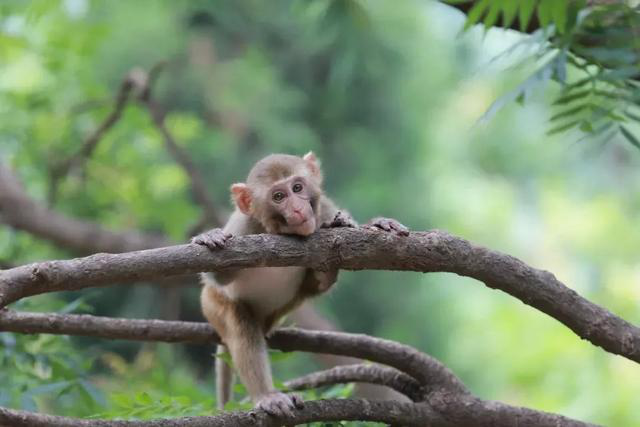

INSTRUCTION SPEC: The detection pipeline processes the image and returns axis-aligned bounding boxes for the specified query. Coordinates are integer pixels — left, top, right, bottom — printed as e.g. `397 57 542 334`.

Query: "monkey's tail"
215 344 234 410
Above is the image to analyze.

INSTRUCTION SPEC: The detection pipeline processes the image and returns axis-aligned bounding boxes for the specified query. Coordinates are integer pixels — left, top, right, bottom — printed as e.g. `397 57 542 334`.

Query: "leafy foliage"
0 297 102 416
451 0 640 147
2 0 640 425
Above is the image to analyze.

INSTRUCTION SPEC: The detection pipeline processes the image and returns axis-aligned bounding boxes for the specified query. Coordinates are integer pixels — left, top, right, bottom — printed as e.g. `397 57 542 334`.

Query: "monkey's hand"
364 217 410 236
191 228 232 250
255 391 304 417
322 210 357 229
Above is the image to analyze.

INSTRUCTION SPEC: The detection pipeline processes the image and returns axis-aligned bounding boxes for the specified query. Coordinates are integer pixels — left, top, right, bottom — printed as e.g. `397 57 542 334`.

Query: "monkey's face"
231 152 324 236
267 176 317 236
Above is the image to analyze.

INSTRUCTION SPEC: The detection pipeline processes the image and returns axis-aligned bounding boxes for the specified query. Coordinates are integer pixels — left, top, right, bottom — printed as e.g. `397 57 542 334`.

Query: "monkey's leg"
224 305 304 417
215 344 233 410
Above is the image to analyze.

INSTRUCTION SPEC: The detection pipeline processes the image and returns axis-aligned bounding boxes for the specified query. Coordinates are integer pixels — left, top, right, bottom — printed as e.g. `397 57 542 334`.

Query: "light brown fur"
197 153 345 413
194 152 408 415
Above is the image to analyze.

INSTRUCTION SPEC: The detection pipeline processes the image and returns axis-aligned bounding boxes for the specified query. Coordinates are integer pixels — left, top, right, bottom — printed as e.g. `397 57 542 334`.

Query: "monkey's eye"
292 183 303 193
272 191 286 203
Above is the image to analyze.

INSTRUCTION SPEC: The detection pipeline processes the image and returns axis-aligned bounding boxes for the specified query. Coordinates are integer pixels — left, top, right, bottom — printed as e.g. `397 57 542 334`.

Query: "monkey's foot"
191 228 232 249
365 217 410 236
255 391 304 417
323 210 357 228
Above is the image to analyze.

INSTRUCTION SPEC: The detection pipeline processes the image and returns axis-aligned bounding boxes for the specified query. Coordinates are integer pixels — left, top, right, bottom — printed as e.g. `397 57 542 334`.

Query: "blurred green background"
1 0 639 425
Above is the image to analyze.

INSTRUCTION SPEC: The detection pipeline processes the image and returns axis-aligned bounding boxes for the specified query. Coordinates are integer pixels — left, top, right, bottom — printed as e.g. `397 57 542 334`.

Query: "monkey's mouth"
287 215 308 227
283 217 315 236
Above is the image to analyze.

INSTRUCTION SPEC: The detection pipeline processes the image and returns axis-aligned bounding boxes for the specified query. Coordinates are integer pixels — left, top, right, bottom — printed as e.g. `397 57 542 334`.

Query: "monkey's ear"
231 183 251 215
303 151 321 179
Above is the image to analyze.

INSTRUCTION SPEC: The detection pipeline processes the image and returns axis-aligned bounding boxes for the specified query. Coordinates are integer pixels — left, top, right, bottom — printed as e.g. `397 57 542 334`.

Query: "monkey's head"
231 152 323 236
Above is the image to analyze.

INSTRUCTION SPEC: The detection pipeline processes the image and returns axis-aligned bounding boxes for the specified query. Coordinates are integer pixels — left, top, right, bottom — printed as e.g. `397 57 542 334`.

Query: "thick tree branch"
0 159 354 372
0 310 596 426
0 228 638 363
0 399 443 427
0 310 462 393
284 364 423 401
0 163 169 255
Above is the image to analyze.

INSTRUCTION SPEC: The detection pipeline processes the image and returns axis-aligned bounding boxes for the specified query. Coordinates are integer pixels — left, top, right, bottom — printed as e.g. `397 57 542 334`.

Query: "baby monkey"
193 152 408 416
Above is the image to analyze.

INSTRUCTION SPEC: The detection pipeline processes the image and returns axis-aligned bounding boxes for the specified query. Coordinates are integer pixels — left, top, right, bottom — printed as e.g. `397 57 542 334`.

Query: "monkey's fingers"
191 228 232 250
366 217 410 236
388 219 410 236
326 211 357 228
256 392 301 418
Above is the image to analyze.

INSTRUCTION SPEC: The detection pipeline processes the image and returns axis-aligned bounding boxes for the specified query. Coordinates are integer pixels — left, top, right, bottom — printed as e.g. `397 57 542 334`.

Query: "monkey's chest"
226 267 306 318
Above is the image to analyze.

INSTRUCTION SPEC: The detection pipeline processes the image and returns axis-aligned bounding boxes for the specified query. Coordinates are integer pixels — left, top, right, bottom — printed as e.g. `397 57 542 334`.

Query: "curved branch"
270 327 465 393
284 364 423 401
0 399 443 427
0 228 638 363
0 310 597 426
0 310 462 393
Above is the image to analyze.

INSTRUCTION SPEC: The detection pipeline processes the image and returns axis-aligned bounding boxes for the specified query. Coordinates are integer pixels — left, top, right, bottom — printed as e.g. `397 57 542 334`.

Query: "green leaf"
136 391 153 405
624 111 640 122
579 121 594 133
268 350 295 363
551 0 568 33
553 89 590 105
547 119 580 135
537 0 554 28
483 1 501 29
564 75 595 92
478 53 559 124
111 392 133 408
463 0 490 31
213 351 233 368
550 104 588 122
501 0 518 28
519 0 537 31
620 125 640 150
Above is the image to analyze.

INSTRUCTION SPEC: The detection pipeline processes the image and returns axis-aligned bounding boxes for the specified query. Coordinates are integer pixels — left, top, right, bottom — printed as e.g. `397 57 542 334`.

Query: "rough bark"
284 364 424 401
1 228 638 363
0 310 462 393
0 310 596 426
0 399 444 427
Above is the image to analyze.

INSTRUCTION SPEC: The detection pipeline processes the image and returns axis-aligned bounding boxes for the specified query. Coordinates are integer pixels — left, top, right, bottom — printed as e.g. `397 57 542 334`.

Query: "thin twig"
131 64 224 227
48 75 135 203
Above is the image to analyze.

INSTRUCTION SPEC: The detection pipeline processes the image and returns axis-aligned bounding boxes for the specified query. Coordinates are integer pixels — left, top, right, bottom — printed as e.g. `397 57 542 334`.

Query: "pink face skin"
269 176 317 236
